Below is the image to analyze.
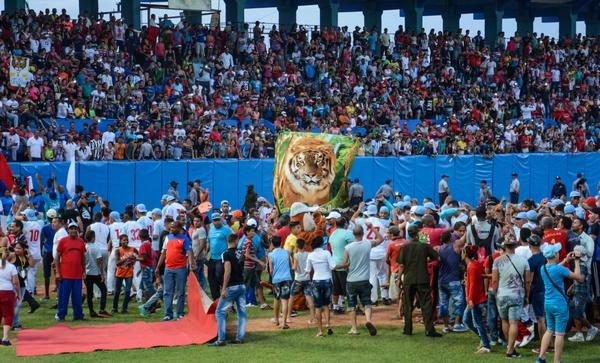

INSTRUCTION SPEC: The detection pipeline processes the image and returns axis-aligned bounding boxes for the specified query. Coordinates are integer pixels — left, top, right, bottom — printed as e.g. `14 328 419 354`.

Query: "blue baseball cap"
152 208 162 216
575 207 585 219
514 212 528 219
379 206 390 214
161 194 170 201
403 195 411 202
109 211 121 222
526 210 538 221
551 199 564 207
424 202 437 211
366 204 378 216
21 209 37 221
570 191 581 198
414 206 426 216
564 205 576 214
136 204 147 213
542 243 562 259
211 212 222 220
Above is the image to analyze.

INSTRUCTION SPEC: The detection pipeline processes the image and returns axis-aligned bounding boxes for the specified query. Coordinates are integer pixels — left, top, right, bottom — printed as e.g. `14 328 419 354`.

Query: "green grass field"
3 282 600 362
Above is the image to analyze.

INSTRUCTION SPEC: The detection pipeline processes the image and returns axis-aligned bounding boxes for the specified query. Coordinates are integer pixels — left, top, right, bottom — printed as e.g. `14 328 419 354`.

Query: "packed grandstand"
0 9 598 162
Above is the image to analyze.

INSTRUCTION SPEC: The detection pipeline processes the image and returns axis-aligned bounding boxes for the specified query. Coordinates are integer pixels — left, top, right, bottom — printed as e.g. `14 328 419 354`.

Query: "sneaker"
382 298 392 306
519 332 535 347
442 327 452 333
1 340 11 346
229 339 243 344
245 303 257 307
139 306 149 317
260 303 272 310
90 311 99 318
43 296 50 301
453 323 469 333
567 332 585 342
290 310 299 317
54 314 64 321
161 316 173 321
476 346 491 353
585 326 599 342
98 310 113 317
426 331 443 338
29 302 41 314
535 358 546 363
490 340 497 346
177 315 185 320
506 350 522 359
209 340 227 347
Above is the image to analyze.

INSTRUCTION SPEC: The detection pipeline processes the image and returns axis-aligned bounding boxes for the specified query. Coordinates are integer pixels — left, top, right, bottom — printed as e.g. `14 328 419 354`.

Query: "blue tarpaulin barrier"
7 153 599 212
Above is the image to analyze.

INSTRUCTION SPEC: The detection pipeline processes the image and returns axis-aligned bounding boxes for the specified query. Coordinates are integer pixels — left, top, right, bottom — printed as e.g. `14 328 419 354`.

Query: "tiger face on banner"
273 132 359 211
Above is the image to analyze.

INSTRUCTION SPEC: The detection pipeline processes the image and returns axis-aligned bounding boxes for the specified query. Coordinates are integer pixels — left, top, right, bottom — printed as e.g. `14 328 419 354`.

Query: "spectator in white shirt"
26 131 44 161
101 125 116 147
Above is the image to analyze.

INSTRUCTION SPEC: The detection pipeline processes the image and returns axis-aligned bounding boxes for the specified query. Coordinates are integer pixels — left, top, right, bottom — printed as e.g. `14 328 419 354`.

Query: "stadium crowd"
0 9 600 161
0 170 600 363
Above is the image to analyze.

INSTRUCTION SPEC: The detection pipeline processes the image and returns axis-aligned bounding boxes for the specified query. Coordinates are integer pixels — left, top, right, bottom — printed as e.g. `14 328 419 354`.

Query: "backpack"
470 220 496 260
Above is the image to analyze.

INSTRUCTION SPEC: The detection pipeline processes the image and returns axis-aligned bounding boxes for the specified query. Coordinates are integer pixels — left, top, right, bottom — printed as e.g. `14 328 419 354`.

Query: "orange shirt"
115 246 137 278
164 234 191 269
386 238 405 273
114 143 126 160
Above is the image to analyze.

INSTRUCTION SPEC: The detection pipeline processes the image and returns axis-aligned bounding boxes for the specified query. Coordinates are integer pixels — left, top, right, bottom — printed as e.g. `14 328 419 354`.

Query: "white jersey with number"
109 222 126 249
23 220 43 260
166 203 186 219
125 220 143 249
137 216 153 236
89 222 110 251
152 219 165 251
356 217 389 260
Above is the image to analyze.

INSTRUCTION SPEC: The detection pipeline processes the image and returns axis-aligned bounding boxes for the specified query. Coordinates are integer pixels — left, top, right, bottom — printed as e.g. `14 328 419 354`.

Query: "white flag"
26 176 33 194
66 157 76 198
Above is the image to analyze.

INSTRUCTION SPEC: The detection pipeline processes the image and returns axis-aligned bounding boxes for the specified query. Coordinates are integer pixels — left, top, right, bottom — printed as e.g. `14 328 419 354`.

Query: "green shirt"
329 228 353 271
397 239 439 285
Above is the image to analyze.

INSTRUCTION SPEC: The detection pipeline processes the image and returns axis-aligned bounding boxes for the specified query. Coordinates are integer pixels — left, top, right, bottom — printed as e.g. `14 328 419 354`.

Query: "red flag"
0 154 14 193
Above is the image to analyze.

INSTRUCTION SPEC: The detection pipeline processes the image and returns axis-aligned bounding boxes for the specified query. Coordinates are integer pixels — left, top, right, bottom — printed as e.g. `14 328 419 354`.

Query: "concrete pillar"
121 0 141 29
442 5 460 34
79 0 99 19
184 11 204 25
585 11 600 37
404 0 424 34
4 0 26 15
558 8 577 38
277 0 298 32
319 0 339 29
363 3 382 33
515 3 534 36
225 0 246 31
485 7 503 47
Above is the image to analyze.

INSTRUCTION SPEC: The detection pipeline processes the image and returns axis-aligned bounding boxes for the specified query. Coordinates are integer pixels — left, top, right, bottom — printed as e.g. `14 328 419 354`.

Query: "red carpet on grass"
16 273 217 357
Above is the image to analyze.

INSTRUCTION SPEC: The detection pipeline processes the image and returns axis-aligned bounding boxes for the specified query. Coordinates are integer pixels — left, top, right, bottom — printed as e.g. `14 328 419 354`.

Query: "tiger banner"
273 132 359 211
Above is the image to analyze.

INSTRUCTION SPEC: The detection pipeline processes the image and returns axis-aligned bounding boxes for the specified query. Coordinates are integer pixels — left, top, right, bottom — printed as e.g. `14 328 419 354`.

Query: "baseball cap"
109 211 121 222
68 221 79 229
424 202 437 211
527 234 542 247
379 206 390 214
393 201 406 209
551 199 564 207
403 195 411 202
152 208 162 216
512 172 518 176
211 212 222 220
366 204 378 216
514 212 527 219
564 205 576 214
21 209 37 221
231 210 243 219
257 196 267 204
414 206 426 216
136 204 147 213
570 191 581 198
326 211 342 219
170 180 178 186
221 200 229 206
46 208 57 219
575 207 585 219
526 210 538 221
585 197 597 206
441 174 448 178
166 195 175 202
161 194 170 200
555 176 561 180
542 243 562 259
246 219 258 227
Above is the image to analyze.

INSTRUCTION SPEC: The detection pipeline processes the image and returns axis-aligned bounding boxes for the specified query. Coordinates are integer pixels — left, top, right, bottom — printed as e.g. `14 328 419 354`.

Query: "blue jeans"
142 280 163 311
141 266 156 296
438 280 465 320
215 284 247 342
12 288 25 327
57 279 84 320
487 291 499 340
163 267 188 318
463 303 490 348
113 277 133 311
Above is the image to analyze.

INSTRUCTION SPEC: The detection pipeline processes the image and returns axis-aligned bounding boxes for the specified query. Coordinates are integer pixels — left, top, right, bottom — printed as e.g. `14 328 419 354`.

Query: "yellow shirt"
284 234 298 255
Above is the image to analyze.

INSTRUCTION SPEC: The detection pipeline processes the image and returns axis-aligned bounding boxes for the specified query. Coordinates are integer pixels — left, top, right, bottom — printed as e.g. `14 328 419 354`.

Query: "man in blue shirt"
207 212 232 299
41 210 57 300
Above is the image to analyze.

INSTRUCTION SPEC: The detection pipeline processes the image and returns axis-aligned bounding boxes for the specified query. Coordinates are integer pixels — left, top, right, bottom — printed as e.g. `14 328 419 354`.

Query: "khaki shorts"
389 272 401 300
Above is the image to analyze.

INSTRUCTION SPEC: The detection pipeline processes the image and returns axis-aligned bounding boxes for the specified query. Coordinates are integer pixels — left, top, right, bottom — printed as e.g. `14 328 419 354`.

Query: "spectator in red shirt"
55 222 86 321
463 245 491 353
137 229 155 299
385 226 405 319
542 216 567 260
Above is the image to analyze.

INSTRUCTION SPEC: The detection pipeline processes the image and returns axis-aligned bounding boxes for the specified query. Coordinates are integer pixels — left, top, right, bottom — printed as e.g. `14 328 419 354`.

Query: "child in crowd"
287 238 315 324
463 245 491 353
138 229 155 300
267 236 292 329
242 226 264 306
113 235 137 314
